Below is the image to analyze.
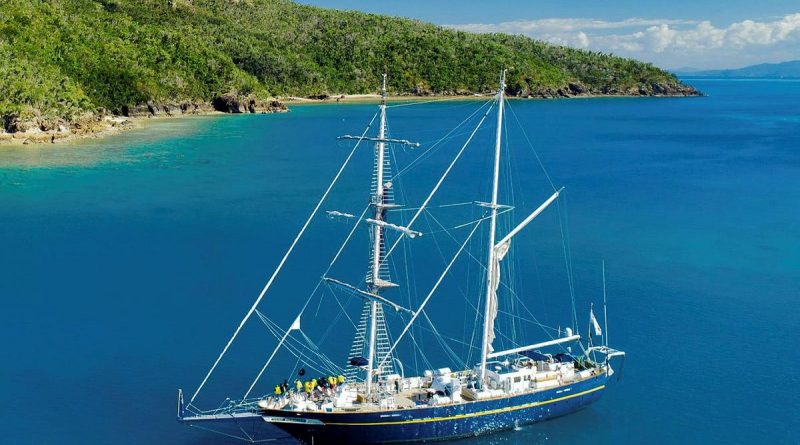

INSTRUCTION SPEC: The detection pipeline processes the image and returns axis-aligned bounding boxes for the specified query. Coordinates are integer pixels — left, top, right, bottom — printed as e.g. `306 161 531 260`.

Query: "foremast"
366 74 390 397
337 74 418 395
479 70 506 389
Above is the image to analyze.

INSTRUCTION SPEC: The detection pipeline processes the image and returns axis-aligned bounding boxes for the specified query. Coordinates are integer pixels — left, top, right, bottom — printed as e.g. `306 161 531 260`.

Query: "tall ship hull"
181 373 607 444
262 374 606 444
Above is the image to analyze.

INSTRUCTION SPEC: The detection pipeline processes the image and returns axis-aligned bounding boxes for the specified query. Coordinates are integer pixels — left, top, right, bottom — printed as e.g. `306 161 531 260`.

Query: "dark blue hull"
263 374 606 444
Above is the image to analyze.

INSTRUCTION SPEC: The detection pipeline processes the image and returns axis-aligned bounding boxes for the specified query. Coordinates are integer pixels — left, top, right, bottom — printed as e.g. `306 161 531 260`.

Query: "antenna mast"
479 70 506 388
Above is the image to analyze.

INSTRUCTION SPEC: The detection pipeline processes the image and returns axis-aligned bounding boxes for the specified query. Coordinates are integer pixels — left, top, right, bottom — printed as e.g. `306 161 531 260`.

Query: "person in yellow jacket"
337 375 345 384
274 385 282 396
295 379 302 393
327 376 336 388
304 381 312 395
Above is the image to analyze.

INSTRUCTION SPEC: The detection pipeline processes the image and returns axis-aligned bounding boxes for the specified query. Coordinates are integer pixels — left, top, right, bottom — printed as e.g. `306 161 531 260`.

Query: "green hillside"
0 0 698 128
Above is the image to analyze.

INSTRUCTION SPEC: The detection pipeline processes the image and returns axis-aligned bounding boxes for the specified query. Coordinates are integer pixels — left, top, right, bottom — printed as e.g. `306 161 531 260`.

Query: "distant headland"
0 0 700 145
674 60 800 79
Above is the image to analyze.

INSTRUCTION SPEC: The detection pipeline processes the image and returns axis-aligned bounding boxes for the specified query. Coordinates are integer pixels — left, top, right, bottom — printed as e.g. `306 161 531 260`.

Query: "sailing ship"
177 71 626 444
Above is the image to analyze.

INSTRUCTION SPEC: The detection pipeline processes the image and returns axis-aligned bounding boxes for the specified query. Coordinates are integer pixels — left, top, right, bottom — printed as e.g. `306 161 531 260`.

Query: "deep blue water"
1 79 798 444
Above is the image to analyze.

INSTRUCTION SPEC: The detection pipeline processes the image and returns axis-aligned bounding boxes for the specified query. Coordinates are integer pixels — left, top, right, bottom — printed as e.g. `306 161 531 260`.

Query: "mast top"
381 73 387 104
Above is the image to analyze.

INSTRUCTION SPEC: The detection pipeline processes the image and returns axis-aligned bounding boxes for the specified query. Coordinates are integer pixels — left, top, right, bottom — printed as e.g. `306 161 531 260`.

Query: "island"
0 0 700 144
674 60 800 79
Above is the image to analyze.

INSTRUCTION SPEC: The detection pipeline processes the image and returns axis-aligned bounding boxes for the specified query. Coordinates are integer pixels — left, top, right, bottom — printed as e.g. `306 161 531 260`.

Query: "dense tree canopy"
0 0 694 121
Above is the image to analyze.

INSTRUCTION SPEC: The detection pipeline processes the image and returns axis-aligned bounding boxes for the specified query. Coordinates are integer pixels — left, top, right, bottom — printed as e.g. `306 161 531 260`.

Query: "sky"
298 0 800 70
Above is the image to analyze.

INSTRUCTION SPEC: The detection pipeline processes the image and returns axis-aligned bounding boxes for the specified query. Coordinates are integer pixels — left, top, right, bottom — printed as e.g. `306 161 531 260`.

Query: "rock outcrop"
211 94 287 114
122 101 214 117
1 95 288 145
212 93 243 113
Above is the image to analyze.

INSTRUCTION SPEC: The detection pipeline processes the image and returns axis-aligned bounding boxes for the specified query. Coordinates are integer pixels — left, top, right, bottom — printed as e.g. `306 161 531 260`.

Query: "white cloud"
452 17 696 34
446 13 800 69
537 31 590 49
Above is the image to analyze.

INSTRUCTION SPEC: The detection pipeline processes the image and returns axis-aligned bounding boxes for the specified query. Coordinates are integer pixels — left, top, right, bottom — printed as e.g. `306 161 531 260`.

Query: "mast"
479 70 506 388
366 73 389 397
603 261 609 350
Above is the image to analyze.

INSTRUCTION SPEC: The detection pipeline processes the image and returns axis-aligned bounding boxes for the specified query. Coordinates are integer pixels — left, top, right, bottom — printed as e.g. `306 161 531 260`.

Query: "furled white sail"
484 190 561 356
365 218 422 238
486 239 510 352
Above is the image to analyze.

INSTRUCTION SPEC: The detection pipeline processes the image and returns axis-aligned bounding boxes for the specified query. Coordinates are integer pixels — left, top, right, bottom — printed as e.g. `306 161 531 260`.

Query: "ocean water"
1 79 798 444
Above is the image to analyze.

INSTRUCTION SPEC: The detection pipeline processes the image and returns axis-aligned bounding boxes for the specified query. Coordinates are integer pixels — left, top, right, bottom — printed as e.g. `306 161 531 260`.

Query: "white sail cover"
486 240 510 352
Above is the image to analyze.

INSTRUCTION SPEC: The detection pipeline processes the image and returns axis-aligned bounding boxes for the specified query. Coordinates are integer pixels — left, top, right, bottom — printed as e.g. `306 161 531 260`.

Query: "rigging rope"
189 110 380 406
392 99 492 180
421 311 467 369
255 311 344 377
388 160 427 377
376 219 483 371
403 323 436 375
557 193 580 333
505 101 558 193
417 212 471 369
385 95 491 109
423 210 562 341
243 201 373 399
379 100 496 273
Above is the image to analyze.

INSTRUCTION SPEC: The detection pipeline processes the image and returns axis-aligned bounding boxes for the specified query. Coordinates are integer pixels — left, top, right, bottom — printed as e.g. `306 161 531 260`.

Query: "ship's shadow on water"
181 434 294 445
178 408 602 445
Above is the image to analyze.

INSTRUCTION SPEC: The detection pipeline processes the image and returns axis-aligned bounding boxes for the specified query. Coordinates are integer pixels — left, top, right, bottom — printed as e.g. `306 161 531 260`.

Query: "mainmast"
479 70 506 388
366 73 389 397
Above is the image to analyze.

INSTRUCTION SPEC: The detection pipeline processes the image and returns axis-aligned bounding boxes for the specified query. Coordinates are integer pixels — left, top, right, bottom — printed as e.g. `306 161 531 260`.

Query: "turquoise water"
1 79 798 444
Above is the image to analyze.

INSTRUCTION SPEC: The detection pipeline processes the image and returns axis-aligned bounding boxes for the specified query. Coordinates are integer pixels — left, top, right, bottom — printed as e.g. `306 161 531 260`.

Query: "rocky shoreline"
0 94 288 146
1 84 700 146
505 79 700 98
287 80 701 103
406 79 701 99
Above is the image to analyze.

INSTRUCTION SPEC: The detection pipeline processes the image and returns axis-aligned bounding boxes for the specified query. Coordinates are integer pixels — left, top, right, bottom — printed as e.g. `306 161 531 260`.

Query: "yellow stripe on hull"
324 384 606 426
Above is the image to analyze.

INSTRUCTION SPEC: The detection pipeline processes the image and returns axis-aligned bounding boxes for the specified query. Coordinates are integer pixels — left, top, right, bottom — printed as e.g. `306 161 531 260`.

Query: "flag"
289 315 301 331
590 308 602 336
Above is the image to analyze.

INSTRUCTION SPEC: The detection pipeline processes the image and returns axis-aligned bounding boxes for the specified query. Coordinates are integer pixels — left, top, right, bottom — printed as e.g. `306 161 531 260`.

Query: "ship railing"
587 345 626 358
586 345 626 379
